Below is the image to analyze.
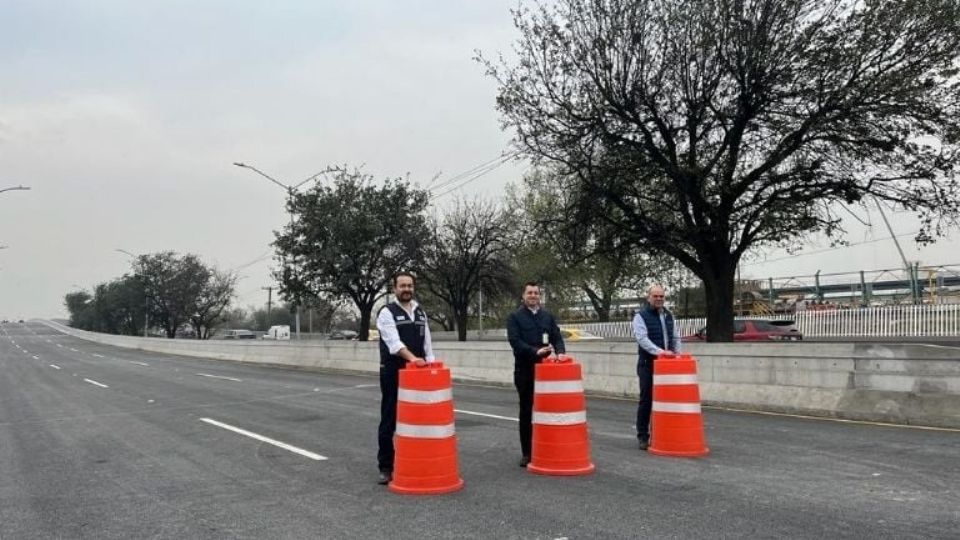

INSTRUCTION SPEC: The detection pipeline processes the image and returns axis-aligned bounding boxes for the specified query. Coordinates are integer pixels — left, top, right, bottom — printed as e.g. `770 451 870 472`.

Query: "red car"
683 319 803 342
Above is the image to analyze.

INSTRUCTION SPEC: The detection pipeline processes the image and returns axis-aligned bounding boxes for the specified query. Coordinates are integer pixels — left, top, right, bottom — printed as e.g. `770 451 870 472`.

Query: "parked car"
558 326 604 342
683 319 803 342
328 329 359 340
222 329 257 340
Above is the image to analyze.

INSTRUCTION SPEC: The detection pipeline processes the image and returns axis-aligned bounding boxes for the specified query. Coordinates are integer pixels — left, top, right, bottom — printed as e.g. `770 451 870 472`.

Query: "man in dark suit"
506 281 565 467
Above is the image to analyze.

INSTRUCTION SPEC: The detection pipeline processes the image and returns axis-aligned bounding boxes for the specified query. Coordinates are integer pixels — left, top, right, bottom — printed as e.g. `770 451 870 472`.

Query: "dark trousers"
514 367 535 458
636 356 654 441
377 365 400 472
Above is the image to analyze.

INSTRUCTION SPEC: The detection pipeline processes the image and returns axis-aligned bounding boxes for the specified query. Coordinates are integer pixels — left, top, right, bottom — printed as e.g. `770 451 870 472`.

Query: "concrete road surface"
1 321 958 539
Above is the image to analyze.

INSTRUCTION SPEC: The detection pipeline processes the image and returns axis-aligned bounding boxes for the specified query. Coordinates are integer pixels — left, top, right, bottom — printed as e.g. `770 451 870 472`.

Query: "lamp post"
116 249 149 338
233 162 328 340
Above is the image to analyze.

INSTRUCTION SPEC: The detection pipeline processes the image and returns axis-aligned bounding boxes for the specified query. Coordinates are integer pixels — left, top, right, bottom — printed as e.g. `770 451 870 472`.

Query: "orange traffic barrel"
648 353 709 457
528 355 595 476
389 361 464 495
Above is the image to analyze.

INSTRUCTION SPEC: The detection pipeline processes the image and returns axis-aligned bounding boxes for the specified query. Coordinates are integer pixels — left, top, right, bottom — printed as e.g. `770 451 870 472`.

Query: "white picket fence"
575 304 960 339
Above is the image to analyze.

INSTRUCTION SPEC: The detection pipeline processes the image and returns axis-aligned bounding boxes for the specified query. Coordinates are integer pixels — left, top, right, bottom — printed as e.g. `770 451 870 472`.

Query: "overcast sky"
2 1 957 319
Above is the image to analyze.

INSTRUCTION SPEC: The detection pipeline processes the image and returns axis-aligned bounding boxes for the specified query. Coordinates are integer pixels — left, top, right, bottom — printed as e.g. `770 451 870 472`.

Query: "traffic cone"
648 353 709 457
527 354 595 476
389 361 464 495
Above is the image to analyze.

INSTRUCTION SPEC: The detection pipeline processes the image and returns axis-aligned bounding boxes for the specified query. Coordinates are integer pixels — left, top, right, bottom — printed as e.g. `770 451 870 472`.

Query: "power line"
430 154 516 201
742 230 920 267
429 152 518 193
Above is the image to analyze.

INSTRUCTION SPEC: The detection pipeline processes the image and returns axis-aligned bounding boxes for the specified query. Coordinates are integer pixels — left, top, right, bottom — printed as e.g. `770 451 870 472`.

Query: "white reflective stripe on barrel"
395 422 456 439
652 401 701 414
532 410 587 425
534 380 584 394
398 388 453 404
653 374 699 386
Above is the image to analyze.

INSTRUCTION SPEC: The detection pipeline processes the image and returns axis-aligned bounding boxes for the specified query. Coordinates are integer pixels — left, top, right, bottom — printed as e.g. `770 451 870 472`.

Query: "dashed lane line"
83 378 109 389
50 364 61 370
199 418 327 461
455 409 518 422
197 373 243 382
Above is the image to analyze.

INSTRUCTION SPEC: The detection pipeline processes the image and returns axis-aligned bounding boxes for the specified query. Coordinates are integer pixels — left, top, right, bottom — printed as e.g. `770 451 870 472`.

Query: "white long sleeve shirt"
375 300 435 362
632 310 681 356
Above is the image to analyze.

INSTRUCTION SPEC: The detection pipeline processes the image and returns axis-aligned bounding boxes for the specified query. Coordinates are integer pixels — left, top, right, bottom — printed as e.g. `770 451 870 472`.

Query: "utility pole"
262 286 274 326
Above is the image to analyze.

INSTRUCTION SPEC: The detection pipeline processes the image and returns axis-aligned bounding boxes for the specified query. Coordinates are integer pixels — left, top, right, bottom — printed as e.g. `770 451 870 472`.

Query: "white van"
222 329 256 340
263 325 291 340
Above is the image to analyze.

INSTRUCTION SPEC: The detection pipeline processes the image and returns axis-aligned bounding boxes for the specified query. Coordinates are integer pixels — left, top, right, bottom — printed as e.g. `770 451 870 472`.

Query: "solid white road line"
197 373 243 382
199 418 327 461
129 361 149 367
83 378 109 388
50 364 61 370
454 409 518 422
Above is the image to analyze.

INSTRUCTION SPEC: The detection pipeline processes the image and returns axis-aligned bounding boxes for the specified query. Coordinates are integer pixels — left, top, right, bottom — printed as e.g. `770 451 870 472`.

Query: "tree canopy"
274 167 431 341
483 0 960 339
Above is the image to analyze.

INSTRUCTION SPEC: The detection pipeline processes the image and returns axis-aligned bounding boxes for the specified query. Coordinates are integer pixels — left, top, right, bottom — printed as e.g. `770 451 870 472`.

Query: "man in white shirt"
374 271 435 484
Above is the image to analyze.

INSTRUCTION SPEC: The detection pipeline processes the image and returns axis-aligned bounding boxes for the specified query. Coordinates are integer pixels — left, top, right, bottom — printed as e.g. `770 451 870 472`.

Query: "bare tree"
482 0 960 340
421 199 515 341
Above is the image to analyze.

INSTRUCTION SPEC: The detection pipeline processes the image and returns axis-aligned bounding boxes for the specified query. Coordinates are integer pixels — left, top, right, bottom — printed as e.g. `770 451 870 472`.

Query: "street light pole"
233 162 329 340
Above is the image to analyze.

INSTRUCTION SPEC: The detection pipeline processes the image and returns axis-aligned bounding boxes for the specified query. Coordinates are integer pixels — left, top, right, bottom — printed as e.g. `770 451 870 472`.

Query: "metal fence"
575 304 960 339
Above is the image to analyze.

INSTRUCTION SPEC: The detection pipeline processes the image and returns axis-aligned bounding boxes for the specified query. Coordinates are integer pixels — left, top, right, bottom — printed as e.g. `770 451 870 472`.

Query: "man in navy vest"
375 271 435 485
632 284 681 451
506 281 565 467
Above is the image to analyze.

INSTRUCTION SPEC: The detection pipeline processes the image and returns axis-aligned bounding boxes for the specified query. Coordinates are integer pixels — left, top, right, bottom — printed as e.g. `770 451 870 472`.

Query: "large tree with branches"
274 167 430 341
483 0 960 340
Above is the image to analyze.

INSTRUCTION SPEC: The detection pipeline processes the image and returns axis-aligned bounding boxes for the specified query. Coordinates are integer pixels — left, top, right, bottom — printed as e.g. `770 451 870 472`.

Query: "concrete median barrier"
43 320 960 428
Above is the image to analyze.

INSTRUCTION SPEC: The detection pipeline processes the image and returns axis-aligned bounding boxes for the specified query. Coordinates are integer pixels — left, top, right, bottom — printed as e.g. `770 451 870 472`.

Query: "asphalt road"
1 322 958 539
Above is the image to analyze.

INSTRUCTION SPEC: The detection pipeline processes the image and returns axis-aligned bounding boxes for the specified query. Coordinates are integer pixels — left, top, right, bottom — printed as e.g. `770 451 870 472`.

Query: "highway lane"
1 321 958 539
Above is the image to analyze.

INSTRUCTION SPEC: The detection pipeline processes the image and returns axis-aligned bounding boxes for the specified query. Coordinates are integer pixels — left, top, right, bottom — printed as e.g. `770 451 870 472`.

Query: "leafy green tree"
64 290 94 330
188 268 238 339
274 167 431 340
134 252 210 338
420 199 516 341
483 0 960 340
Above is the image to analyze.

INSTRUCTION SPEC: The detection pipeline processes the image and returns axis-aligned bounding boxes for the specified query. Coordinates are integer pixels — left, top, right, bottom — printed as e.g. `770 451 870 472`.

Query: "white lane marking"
69 348 78 352
92 354 105 358
50 364 61 370
46 340 51 343
129 361 149 367
199 418 327 461
56 344 63 348
32 355 39 360
197 373 243 382
454 409 518 422
83 378 109 388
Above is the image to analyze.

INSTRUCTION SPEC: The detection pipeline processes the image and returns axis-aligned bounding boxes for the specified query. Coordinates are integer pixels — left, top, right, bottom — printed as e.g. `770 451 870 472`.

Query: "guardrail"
574 304 960 338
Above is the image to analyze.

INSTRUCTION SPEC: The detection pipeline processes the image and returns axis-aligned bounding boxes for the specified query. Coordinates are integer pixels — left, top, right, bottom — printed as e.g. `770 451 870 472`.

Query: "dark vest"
638 306 675 362
378 302 427 368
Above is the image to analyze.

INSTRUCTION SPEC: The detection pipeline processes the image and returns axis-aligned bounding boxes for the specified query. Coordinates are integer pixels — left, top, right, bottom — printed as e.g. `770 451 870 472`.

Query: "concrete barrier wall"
43 321 960 428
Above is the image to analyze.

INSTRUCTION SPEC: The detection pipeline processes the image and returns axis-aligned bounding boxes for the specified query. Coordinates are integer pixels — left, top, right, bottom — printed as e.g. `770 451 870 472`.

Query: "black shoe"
518 456 531 467
377 471 392 485
638 439 650 451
